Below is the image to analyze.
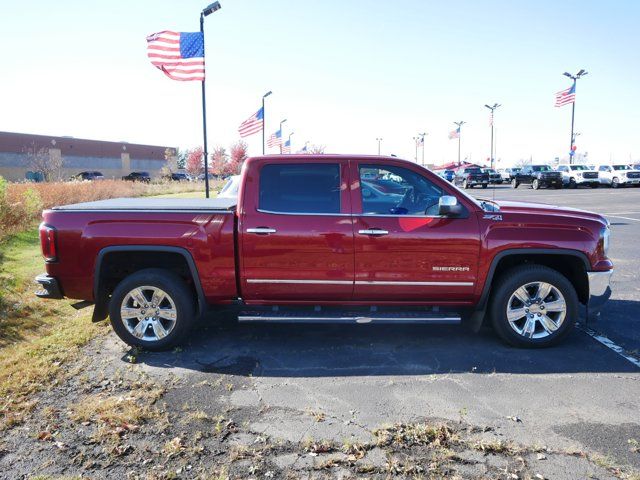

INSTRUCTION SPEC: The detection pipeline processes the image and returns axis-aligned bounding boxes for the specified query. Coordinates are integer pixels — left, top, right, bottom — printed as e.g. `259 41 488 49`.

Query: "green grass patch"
0 229 108 429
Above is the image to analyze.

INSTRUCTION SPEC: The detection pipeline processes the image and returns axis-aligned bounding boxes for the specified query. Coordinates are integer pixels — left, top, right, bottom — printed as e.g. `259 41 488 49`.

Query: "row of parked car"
70 171 193 182
438 163 640 190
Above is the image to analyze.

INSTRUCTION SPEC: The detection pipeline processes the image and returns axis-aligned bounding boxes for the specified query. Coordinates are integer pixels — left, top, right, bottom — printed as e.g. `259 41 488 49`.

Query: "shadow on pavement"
130 299 640 377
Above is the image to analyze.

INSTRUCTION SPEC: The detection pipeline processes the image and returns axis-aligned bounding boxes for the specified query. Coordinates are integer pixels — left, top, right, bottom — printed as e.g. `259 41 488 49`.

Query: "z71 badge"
483 214 503 221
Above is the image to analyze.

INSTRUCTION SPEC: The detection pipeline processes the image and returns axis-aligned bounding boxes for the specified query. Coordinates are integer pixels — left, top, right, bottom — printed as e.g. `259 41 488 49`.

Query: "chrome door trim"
246 279 473 286
355 280 473 286
246 227 277 234
246 279 353 285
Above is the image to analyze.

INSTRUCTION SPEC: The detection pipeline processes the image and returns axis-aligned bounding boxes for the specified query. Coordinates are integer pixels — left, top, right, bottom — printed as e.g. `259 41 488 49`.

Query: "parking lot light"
562 69 588 164
484 103 501 170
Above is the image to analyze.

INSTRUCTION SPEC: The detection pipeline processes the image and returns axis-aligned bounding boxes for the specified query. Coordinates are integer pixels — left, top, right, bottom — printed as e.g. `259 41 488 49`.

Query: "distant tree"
24 142 62 181
176 148 187 170
227 140 248 175
185 147 203 177
307 144 326 154
514 157 532 169
210 147 229 176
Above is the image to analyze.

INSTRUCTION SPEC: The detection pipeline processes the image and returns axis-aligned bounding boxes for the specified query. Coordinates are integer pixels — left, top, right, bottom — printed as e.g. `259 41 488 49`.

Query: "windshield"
465 168 482 173
613 165 631 171
532 165 552 172
570 165 588 171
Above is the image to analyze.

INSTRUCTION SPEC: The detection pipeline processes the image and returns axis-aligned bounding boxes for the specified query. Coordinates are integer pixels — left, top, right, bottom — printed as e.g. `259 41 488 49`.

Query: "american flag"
448 127 460 139
298 144 308 153
146 31 205 81
555 83 576 107
282 139 291 154
267 129 282 148
416 136 424 146
238 107 264 137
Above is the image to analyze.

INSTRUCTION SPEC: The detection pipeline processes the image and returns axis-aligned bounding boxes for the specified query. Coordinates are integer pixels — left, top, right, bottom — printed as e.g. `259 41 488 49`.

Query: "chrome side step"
237 310 461 325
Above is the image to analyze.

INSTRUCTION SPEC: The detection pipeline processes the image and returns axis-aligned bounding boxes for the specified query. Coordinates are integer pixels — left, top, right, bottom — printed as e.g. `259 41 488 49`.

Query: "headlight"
600 226 610 256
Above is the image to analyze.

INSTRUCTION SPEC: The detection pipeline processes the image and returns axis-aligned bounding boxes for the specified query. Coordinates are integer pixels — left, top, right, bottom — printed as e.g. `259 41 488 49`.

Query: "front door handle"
247 227 277 235
358 228 389 236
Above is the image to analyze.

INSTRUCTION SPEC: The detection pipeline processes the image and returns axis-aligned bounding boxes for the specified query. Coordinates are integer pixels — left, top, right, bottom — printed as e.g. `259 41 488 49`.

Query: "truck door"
239 158 354 302
350 161 481 302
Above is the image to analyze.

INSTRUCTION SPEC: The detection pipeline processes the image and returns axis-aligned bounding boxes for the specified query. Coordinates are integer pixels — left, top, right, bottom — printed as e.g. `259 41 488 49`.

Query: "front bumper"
586 270 613 320
35 274 64 299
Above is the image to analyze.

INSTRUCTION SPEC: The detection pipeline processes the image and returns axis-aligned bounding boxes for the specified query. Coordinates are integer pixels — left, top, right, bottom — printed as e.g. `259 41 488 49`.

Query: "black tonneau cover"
52 198 237 212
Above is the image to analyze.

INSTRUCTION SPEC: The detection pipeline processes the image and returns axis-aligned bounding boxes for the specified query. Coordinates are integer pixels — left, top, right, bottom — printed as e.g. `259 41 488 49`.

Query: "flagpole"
199 12 210 198
569 80 576 165
261 91 272 155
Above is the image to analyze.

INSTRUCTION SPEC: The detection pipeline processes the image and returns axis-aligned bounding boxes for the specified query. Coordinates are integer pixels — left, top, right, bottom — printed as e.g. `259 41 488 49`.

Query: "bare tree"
307 144 326 154
514 157 532 169
24 142 62 181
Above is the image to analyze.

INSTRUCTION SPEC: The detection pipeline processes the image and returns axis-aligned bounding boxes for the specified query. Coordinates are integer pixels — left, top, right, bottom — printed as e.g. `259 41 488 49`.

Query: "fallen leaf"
38 431 52 441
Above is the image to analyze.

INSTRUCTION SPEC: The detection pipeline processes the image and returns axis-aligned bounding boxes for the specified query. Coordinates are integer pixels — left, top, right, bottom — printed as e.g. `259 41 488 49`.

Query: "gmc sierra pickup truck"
36 155 613 350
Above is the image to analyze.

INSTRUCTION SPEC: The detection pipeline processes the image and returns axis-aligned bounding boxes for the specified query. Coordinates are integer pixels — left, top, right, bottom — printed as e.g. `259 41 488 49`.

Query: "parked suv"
597 164 640 188
122 171 151 183
512 165 562 189
499 168 521 182
71 171 104 181
454 167 489 189
482 168 503 184
556 165 599 188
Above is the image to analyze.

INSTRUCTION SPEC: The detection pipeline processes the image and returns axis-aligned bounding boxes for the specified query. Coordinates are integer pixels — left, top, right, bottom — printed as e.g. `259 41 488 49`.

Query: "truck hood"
493 200 608 226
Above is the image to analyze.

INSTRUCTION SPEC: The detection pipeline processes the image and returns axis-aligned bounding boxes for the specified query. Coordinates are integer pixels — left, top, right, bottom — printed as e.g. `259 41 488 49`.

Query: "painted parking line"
603 215 640 222
579 325 640 369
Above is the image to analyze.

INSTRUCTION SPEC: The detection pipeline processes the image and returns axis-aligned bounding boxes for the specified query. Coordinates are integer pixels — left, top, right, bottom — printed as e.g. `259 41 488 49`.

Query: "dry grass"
70 389 163 426
373 422 459 449
0 178 221 240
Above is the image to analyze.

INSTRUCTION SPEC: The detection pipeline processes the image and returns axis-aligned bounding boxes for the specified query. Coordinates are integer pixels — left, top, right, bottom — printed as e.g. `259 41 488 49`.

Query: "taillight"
39 223 57 262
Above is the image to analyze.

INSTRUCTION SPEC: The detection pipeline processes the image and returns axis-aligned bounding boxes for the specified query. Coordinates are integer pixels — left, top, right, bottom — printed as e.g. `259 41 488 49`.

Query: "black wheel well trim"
476 248 590 310
93 245 207 315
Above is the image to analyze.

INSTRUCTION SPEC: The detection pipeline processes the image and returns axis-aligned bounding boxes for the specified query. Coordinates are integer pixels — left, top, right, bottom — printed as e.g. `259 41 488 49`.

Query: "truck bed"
52 197 237 212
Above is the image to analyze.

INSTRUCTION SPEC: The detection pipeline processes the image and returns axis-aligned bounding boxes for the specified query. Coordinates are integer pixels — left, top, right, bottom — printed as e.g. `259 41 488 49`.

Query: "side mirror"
438 195 463 216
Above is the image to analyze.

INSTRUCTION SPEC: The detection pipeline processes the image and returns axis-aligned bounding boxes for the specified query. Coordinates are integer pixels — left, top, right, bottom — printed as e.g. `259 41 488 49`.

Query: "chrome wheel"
120 286 177 342
506 281 566 339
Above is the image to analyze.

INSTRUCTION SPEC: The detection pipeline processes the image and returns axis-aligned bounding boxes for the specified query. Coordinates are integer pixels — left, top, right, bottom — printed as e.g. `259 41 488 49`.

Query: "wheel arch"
479 249 590 310
92 246 207 321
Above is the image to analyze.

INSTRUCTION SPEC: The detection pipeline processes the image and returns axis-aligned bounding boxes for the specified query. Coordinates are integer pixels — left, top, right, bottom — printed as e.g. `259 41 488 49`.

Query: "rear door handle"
247 227 277 235
358 228 389 236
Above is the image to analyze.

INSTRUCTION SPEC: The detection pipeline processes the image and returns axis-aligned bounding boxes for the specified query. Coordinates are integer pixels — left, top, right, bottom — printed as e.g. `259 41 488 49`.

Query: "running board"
238 310 461 325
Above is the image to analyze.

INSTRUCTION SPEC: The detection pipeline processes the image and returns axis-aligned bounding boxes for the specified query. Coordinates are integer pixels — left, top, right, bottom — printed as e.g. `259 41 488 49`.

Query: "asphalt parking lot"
127 184 639 476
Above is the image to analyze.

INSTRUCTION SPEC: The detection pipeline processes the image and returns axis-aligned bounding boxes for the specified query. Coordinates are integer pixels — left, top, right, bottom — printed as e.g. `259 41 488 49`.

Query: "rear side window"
259 163 341 214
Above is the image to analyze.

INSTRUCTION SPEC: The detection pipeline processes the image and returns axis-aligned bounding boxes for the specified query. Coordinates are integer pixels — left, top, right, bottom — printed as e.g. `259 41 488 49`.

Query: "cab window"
259 163 341 214
359 165 443 216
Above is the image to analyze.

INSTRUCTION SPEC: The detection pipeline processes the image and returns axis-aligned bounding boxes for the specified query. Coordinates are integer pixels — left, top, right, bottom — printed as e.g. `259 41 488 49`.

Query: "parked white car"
556 164 599 188
498 167 520 181
597 164 640 188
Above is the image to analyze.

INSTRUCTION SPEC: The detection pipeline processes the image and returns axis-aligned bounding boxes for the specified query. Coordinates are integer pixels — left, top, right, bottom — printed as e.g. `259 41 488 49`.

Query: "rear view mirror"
438 196 463 216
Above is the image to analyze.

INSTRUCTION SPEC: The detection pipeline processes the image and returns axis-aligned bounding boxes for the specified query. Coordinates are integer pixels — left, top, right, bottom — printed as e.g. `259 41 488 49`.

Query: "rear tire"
463 180 469 189
489 265 578 348
482 183 488 189
109 268 196 351
512 179 518 189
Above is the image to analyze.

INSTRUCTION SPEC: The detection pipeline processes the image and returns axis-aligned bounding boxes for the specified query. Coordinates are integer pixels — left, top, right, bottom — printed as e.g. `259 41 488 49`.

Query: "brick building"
0 131 177 181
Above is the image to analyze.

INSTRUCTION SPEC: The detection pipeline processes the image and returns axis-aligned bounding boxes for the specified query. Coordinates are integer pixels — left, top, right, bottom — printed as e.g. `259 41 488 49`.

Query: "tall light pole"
412 136 418 162
261 90 272 155
376 137 383 155
454 121 466 166
418 132 427 165
563 69 588 164
484 103 500 170
279 118 287 153
200 1 222 198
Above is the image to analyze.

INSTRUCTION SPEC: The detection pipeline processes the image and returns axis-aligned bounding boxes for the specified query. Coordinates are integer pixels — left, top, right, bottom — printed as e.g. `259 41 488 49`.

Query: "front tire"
463 180 469 189
612 177 620 188
512 179 518 189
109 269 196 351
489 265 578 348
532 179 540 190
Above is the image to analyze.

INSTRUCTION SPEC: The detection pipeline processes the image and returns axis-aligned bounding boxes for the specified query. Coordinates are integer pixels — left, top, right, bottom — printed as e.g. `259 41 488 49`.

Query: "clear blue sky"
1 0 638 166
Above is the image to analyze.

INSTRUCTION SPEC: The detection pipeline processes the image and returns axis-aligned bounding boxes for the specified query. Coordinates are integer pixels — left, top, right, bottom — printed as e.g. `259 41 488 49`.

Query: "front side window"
259 163 341 214
613 165 630 171
359 165 443 216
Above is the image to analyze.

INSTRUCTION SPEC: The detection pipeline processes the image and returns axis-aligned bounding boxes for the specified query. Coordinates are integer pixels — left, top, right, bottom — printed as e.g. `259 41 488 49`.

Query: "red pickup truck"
36 155 613 350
